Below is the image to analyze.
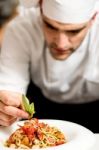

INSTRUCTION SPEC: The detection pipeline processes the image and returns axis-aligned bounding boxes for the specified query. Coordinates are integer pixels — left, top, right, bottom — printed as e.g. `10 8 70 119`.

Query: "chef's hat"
42 0 97 24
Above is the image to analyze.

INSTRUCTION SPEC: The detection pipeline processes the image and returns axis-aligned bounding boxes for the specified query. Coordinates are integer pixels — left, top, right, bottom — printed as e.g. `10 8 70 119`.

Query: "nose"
54 32 70 49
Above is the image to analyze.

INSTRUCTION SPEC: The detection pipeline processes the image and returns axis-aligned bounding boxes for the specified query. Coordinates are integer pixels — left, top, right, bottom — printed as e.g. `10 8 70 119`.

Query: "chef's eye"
69 29 81 34
44 21 58 31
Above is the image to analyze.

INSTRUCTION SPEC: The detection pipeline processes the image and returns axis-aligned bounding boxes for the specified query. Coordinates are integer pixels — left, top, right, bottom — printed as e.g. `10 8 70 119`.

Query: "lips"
53 48 71 54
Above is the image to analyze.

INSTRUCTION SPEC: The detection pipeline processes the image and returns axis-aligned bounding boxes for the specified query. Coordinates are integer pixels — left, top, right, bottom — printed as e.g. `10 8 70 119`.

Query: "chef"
0 0 99 132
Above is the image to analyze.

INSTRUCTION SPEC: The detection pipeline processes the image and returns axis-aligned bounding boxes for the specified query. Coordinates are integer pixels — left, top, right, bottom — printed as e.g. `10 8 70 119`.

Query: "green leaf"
22 95 35 118
29 103 35 114
22 95 30 112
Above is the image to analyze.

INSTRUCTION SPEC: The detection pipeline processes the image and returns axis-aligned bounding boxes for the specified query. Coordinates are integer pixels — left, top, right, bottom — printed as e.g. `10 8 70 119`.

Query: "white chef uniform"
0 2 99 103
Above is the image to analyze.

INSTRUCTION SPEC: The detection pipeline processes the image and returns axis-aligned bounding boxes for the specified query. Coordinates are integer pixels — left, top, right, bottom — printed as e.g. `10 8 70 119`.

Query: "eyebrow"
43 19 87 31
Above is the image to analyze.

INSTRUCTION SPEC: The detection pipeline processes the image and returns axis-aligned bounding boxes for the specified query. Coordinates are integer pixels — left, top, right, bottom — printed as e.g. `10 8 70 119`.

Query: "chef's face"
42 15 93 60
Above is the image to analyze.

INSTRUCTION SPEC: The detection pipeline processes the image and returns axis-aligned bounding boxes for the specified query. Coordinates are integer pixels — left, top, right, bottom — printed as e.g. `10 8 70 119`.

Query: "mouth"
52 48 71 54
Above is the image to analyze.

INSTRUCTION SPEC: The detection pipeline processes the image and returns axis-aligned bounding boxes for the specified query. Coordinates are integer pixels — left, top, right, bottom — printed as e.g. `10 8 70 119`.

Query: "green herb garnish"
22 95 35 118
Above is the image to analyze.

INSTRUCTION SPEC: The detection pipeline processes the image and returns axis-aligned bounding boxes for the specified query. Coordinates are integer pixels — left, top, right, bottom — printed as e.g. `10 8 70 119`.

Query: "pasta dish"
5 118 66 149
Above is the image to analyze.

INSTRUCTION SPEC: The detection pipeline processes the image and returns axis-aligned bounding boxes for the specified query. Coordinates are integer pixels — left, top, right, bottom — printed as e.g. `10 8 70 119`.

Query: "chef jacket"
0 7 99 104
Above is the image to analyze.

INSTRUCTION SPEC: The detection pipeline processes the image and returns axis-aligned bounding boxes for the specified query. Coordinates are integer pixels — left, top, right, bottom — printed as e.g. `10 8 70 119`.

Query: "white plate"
0 119 95 150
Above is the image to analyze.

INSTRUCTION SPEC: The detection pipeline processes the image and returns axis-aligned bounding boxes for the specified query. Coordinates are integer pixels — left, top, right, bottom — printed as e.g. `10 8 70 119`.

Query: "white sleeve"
0 23 30 94
19 0 39 8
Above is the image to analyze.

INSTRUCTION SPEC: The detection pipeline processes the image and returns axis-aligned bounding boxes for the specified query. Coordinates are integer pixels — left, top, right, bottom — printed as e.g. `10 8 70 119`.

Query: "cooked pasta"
5 118 66 149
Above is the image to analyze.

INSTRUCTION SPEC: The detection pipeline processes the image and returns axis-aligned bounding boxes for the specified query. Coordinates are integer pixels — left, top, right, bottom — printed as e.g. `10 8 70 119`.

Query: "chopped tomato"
21 126 35 137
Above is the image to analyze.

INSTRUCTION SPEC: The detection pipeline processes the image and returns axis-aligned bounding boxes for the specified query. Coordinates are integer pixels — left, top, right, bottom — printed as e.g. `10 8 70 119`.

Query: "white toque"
42 0 97 24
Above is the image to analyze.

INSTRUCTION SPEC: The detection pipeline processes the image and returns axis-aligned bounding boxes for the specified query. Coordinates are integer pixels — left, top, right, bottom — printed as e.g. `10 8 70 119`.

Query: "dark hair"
0 0 19 27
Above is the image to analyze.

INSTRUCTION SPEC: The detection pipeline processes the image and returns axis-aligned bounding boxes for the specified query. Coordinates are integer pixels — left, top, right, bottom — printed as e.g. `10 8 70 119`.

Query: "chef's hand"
0 90 29 126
